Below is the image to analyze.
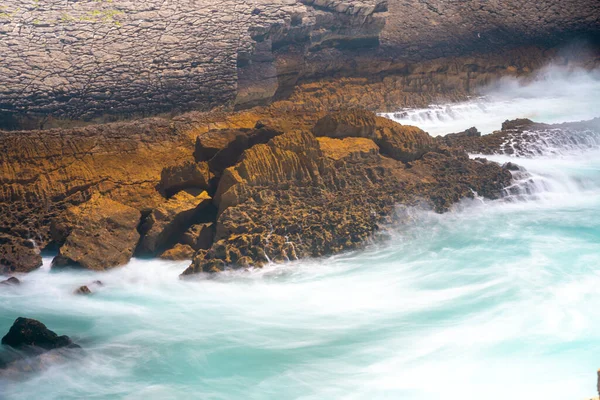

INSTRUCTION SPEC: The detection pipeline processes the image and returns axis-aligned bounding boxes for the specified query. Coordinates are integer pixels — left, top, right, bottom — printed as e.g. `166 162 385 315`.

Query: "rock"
0 235 42 274
1 317 80 350
314 109 435 162
51 194 141 271
160 161 211 197
317 137 379 161
195 126 283 175
183 116 513 276
181 223 215 251
137 190 212 256
74 286 92 295
0 277 21 286
159 244 196 261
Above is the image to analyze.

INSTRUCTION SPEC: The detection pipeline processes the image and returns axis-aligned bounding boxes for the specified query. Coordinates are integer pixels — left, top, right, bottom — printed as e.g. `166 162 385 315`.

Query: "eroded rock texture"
0 0 598 127
182 110 513 275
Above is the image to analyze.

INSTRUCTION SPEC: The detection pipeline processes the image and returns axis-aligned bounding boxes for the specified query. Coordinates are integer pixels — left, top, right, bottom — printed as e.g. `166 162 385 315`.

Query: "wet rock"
52 194 141 271
74 286 92 295
160 161 211 197
137 190 212 256
0 277 21 286
0 235 42 274
1 318 80 351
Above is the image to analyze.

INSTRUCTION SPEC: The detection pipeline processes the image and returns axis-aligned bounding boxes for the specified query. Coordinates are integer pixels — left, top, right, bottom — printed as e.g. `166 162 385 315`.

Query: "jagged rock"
0 235 42 274
181 223 215 251
0 277 21 286
51 194 141 271
313 109 435 162
183 117 513 276
195 126 283 175
1 317 80 351
159 244 196 261
137 190 212 256
74 286 92 295
160 161 211 197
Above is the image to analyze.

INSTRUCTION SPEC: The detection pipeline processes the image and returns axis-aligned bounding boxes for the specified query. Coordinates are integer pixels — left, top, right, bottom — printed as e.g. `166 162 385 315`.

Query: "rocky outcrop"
0 0 598 127
51 194 141 270
182 110 513 275
137 190 212 257
1 317 79 351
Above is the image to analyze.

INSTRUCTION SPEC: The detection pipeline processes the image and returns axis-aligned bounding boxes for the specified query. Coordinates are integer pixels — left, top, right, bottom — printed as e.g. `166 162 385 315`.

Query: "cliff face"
0 0 598 128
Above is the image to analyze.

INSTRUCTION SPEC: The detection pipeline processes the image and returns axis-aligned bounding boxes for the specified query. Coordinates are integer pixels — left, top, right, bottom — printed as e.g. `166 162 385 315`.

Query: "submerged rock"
1 318 79 351
52 194 141 271
74 286 92 295
0 277 21 286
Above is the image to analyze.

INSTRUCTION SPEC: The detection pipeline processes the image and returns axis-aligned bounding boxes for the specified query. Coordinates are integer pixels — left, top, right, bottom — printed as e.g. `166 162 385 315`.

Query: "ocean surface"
1 65 600 400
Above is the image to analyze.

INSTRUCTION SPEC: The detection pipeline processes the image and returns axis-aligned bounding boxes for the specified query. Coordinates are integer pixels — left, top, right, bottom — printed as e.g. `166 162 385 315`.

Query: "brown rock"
137 190 212 256
74 286 92 295
160 161 211 197
195 126 283 175
0 235 42 274
1 317 80 350
159 244 196 261
52 194 141 271
314 109 435 162
317 137 379 161
181 223 215 251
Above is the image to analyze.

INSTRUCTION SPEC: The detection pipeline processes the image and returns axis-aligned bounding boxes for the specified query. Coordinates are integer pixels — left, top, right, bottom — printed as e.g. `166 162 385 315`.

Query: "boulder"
51 194 141 271
1 317 79 350
0 277 21 286
160 161 211 197
0 234 42 274
137 190 212 256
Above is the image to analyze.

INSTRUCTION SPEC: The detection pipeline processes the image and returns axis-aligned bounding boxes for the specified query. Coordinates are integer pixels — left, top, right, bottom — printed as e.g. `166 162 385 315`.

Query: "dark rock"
0 277 21 286
1 318 80 351
74 286 92 295
503 162 522 171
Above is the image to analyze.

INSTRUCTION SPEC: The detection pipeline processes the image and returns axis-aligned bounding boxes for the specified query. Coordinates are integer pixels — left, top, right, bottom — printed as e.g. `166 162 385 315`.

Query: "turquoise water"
2 68 600 399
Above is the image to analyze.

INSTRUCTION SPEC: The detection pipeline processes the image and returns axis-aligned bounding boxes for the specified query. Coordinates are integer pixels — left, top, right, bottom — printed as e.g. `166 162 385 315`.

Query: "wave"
381 64 600 136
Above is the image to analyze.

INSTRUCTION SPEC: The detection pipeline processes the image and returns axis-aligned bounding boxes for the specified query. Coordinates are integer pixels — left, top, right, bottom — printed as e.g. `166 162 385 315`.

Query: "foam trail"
382 64 600 135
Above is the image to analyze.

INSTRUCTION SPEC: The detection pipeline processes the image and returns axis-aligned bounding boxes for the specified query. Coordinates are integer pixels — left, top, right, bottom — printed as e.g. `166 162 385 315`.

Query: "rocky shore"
0 104 517 276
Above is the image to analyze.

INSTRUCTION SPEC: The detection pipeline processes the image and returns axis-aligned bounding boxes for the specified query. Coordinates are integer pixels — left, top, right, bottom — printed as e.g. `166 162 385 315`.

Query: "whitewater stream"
1 65 600 399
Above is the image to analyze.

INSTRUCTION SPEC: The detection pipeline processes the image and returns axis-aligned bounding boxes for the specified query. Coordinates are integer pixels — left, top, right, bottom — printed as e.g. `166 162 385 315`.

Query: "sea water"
1 64 600 400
